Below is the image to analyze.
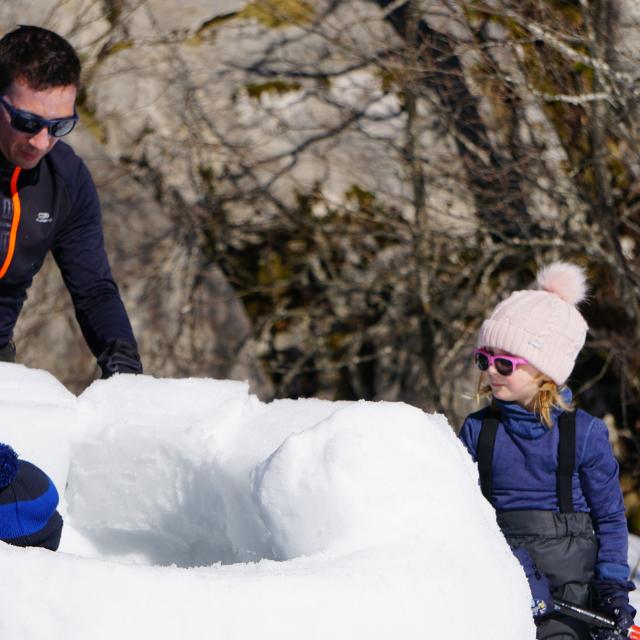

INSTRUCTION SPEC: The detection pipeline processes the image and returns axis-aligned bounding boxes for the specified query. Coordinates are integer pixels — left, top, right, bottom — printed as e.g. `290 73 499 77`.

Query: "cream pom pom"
536 262 588 305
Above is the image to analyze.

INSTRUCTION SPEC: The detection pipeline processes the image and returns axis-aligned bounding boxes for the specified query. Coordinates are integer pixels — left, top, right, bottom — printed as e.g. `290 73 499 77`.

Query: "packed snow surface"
2 363 631 639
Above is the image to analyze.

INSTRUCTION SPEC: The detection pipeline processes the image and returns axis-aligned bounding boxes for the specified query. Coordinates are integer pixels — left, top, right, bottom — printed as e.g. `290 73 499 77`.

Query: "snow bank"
0 365 535 639
0 362 77 492
254 402 481 557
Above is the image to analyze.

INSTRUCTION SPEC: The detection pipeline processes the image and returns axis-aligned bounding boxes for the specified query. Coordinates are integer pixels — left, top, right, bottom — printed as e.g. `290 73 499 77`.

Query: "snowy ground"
0 364 635 638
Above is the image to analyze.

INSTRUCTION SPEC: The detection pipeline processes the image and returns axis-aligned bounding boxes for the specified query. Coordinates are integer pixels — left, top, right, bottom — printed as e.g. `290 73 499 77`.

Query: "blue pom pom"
0 443 19 488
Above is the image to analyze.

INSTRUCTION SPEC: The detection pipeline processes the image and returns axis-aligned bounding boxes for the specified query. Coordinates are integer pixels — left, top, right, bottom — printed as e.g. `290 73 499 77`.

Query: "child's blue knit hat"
0 443 63 550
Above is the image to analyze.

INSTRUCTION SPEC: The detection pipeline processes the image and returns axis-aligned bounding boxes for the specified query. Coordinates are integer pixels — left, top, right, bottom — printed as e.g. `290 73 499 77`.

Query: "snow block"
0 363 77 495
0 371 536 639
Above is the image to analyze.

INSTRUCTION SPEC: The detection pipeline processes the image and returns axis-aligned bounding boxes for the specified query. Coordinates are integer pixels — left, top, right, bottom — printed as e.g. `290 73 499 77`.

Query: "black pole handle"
554 599 616 629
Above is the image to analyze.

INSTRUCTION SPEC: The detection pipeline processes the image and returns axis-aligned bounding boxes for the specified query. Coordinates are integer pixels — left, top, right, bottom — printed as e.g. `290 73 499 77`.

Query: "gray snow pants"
498 510 597 640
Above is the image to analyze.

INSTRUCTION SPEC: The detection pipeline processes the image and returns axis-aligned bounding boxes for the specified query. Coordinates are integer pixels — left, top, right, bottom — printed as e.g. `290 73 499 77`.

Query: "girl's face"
481 347 541 409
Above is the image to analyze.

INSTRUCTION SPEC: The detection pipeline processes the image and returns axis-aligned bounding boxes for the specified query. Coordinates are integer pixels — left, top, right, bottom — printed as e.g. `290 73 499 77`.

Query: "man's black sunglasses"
0 96 78 138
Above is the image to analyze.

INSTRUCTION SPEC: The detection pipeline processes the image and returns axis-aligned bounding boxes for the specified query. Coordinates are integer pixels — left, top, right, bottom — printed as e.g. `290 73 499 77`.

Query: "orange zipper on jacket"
0 166 22 279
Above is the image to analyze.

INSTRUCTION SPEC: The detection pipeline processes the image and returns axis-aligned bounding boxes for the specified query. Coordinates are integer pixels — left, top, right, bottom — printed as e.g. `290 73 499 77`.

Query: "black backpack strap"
477 412 500 503
557 411 576 513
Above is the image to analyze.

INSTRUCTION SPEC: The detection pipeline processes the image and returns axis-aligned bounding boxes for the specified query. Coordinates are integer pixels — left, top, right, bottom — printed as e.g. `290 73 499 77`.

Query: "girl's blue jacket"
459 395 630 585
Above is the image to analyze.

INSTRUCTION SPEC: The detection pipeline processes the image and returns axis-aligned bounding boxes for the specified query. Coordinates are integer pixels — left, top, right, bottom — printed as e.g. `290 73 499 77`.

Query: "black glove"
511 546 554 618
0 341 16 363
97 338 143 379
590 579 637 640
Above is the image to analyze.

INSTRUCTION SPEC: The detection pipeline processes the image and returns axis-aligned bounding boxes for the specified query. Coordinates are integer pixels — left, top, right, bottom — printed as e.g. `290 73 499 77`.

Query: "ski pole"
554 599 640 639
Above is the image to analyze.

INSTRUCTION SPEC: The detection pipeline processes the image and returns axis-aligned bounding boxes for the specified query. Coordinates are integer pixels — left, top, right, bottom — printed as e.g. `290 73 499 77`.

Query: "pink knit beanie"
477 262 589 385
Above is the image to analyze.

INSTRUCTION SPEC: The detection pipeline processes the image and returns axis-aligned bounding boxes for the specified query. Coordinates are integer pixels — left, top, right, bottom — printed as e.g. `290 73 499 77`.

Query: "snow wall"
0 364 535 639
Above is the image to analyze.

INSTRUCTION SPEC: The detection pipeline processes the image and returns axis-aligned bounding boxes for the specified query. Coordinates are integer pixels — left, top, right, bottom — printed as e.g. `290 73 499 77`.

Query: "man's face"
0 79 77 169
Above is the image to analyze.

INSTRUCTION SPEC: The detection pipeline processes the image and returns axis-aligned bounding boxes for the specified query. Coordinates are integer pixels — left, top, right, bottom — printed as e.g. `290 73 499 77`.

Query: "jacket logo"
36 212 52 223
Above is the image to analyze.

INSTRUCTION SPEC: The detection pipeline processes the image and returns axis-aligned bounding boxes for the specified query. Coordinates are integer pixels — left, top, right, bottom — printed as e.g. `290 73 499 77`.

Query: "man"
0 25 142 377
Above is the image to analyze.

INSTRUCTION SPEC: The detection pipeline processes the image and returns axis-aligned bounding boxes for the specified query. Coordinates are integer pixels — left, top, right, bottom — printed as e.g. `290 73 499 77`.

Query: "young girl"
459 262 636 640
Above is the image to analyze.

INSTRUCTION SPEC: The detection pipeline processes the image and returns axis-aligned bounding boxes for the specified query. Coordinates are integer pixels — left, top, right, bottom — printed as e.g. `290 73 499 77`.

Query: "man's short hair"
0 25 81 94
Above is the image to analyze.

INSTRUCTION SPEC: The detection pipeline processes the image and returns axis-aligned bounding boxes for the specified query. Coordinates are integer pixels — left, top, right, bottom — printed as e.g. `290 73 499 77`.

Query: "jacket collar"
0 151 41 192
0 151 13 180
494 387 573 439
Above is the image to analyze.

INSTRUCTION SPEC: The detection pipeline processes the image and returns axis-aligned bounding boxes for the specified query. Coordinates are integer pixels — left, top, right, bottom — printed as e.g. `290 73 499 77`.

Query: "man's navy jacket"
0 141 137 357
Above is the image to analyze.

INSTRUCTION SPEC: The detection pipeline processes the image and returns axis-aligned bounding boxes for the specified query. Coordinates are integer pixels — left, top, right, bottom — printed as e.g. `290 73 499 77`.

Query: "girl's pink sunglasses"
474 349 529 377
